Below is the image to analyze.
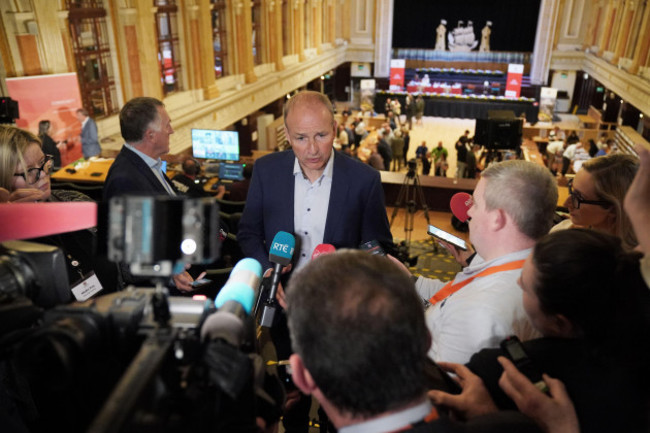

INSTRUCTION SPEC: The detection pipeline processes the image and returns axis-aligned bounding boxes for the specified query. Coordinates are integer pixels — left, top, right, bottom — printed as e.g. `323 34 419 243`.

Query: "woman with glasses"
0 124 56 202
551 153 639 250
0 124 118 293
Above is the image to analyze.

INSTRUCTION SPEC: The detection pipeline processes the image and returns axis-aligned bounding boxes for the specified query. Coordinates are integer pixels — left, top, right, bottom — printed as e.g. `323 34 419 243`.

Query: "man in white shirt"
414 160 558 364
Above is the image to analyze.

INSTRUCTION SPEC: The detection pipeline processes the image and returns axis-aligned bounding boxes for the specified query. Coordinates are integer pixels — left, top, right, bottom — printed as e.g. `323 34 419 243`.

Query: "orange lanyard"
428 260 526 306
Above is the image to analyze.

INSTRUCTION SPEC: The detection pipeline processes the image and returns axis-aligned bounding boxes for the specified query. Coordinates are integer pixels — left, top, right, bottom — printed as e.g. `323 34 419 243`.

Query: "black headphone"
183 158 201 176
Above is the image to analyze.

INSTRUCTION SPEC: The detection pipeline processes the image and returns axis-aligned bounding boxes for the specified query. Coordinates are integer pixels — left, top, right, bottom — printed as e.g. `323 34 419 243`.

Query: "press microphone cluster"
259 231 295 328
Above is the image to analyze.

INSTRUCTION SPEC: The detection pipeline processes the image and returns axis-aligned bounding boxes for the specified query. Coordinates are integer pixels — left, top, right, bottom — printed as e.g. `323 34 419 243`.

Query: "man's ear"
290 354 318 396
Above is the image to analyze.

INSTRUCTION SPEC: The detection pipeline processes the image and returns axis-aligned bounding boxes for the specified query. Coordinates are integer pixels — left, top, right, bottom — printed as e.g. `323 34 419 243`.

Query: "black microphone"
259 231 295 327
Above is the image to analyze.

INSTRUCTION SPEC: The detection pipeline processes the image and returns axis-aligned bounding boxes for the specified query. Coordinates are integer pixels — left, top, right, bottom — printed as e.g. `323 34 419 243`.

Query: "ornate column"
293 0 305 60
598 0 617 55
323 0 334 45
312 0 322 53
233 0 256 83
583 1 600 50
373 0 393 78
268 0 284 70
628 2 650 74
131 0 163 99
530 0 560 85
32 0 68 74
612 0 636 63
186 0 219 99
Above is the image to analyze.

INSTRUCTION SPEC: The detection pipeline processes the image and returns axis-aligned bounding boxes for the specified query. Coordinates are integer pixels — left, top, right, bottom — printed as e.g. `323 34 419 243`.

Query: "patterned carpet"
398 237 461 282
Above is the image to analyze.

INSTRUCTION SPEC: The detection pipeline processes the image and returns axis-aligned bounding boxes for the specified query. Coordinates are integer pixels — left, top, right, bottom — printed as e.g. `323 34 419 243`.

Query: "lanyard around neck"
428 260 526 306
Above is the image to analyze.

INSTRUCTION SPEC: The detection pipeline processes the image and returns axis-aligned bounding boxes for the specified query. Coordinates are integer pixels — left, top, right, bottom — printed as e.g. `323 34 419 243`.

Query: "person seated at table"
429 229 650 433
171 157 214 198
0 124 119 293
551 153 639 250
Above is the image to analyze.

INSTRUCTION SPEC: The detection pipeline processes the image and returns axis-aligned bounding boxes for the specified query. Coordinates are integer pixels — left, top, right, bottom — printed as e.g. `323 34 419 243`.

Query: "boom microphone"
260 231 295 327
450 192 473 223
311 243 335 260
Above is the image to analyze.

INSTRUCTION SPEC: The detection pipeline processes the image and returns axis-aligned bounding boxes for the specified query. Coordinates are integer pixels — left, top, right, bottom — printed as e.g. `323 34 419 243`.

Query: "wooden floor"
387 206 469 243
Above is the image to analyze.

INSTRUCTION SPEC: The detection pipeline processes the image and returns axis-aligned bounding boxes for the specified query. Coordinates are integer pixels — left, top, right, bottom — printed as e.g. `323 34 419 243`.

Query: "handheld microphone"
311 243 336 260
449 192 473 223
260 231 295 327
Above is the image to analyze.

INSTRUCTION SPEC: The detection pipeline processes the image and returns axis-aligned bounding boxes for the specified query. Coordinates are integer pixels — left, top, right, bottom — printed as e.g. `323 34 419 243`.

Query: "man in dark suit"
103 97 200 292
238 90 393 433
103 97 177 200
76 108 101 158
238 91 393 271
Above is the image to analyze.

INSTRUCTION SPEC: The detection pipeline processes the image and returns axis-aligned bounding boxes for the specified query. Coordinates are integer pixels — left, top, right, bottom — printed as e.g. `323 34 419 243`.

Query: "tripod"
389 160 432 262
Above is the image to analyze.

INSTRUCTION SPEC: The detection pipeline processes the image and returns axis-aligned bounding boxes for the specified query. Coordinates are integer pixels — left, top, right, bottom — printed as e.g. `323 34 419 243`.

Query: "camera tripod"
389 161 433 263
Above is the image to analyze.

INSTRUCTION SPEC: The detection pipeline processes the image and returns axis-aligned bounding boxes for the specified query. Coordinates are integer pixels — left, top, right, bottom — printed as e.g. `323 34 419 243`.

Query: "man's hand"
437 239 474 267
264 265 292 309
497 356 580 433
0 187 48 203
173 270 207 293
214 184 226 200
428 362 498 420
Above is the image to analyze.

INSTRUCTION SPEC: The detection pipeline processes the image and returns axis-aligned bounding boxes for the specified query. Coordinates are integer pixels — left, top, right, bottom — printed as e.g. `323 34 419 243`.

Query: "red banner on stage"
505 64 524 99
390 59 406 91
6 73 84 165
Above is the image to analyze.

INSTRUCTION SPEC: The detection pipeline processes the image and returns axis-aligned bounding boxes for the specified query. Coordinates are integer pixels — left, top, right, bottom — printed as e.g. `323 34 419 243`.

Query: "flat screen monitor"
191 129 239 161
219 162 245 181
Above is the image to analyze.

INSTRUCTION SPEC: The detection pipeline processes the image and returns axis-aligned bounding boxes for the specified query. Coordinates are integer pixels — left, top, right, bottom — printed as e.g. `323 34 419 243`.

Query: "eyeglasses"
567 179 610 209
14 154 54 185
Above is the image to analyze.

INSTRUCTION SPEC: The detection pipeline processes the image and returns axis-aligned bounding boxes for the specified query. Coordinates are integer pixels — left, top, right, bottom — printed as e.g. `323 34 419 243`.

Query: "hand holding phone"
191 278 212 288
359 240 386 256
427 224 468 251
500 336 549 394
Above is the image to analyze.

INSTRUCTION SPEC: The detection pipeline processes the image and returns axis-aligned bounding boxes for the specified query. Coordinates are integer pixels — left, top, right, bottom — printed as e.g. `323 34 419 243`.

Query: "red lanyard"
428 260 526 306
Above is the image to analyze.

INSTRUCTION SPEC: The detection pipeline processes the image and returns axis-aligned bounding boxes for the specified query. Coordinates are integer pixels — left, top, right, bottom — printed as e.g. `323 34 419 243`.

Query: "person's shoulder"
256 149 294 166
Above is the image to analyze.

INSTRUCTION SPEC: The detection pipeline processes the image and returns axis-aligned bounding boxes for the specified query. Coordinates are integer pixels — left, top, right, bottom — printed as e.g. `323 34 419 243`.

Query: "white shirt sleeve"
414 276 446 301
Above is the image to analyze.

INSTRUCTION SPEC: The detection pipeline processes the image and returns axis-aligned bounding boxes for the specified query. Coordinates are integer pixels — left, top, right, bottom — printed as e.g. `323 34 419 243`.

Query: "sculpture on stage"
448 19 478 52
435 19 447 51
479 21 492 52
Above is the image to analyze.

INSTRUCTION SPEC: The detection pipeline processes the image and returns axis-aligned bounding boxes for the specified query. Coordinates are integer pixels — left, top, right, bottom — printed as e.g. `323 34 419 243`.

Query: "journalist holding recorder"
428 229 650 433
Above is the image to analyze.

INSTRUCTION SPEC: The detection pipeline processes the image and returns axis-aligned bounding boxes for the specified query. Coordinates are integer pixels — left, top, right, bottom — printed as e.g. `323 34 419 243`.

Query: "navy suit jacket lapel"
324 152 349 242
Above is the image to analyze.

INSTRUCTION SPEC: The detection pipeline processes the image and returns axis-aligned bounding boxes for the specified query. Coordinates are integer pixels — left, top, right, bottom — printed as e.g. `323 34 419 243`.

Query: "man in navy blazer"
239 90 393 433
238 91 393 271
76 108 101 158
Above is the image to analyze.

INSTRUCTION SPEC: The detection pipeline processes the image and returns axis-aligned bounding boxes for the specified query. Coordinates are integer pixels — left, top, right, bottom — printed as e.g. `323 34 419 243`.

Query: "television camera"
0 196 281 433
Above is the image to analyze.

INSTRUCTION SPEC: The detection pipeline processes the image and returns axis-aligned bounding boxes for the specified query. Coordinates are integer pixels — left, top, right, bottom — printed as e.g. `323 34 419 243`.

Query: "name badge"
71 272 104 301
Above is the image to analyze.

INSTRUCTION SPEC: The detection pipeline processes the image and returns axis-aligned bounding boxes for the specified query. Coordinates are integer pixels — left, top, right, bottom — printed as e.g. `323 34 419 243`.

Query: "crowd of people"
1 90 649 433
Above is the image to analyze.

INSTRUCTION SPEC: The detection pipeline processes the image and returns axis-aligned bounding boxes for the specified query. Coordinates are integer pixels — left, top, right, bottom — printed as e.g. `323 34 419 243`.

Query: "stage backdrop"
6 73 84 165
392 0 541 52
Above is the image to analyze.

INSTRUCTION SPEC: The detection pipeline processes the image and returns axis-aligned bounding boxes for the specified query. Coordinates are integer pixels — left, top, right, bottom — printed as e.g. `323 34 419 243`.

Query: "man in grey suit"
76 108 101 158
